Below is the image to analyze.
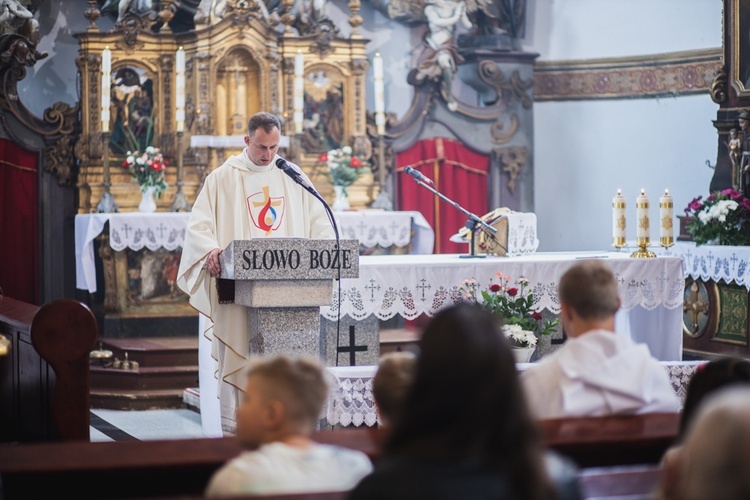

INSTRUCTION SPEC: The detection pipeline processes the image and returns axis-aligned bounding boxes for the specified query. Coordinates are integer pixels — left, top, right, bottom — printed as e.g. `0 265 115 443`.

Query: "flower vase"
332 185 350 211
512 346 535 364
139 186 157 213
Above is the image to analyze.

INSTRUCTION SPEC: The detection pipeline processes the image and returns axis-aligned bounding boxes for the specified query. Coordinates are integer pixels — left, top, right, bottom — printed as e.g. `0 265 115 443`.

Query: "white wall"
524 0 722 60
524 1 723 251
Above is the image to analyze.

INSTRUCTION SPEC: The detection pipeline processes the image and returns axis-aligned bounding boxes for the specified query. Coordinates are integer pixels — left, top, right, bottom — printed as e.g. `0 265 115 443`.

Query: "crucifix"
336 325 368 366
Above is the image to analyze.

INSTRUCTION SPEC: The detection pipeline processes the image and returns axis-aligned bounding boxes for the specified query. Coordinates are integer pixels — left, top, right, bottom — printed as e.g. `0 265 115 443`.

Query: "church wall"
13 1 725 254
524 0 723 251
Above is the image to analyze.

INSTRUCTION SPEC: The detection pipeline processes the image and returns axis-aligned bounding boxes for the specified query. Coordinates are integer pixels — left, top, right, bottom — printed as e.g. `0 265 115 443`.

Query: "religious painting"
108 65 155 155
125 248 186 306
734 0 750 95
300 66 345 155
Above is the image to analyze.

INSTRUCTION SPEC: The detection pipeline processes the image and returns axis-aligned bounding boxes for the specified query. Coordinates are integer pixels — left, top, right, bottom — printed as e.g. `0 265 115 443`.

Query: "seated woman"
349 303 580 500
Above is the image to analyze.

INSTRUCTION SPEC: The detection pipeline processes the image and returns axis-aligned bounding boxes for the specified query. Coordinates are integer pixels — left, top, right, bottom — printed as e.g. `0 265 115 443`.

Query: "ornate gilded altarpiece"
77 2 373 214
75 1 373 321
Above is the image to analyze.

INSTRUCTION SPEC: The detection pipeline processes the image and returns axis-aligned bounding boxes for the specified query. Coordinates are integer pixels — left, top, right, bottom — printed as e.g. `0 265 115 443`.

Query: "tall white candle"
102 46 111 74
374 52 385 135
176 47 186 132
612 189 626 247
101 46 111 133
660 188 674 245
373 52 383 80
636 188 650 245
293 50 304 134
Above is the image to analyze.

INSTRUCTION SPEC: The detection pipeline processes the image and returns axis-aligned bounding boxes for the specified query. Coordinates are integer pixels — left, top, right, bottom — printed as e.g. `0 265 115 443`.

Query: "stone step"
96 337 199 367
90 336 199 410
90 365 199 391
90 388 188 411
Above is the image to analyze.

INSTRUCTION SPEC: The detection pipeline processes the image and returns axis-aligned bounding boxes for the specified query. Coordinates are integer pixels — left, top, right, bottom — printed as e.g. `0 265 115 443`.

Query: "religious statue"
727 127 742 190
100 0 156 25
739 111 750 197
416 0 473 111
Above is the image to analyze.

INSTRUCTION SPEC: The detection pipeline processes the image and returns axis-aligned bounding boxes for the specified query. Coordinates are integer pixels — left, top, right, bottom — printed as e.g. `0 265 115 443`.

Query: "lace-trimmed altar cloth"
661 241 750 290
75 213 190 293
325 361 705 427
322 252 684 321
334 210 434 254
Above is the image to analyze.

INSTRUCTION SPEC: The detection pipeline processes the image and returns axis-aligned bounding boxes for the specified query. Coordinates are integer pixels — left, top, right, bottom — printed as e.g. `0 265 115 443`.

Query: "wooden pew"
0 413 677 499
578 464 663 499
0 296 97 442
0 429 373 499
539 412 679 468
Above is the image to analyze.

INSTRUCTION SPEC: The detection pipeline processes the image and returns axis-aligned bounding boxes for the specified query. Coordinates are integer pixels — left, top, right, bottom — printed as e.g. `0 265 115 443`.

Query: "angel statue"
416 0 472 111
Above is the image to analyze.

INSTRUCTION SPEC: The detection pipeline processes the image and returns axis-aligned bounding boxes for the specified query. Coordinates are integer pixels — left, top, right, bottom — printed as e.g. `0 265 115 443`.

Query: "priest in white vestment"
177 112 334 434
521 259 680 420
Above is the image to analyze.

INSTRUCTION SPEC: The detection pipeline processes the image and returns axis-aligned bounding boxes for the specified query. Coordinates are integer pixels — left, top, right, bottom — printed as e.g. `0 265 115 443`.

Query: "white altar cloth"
334 210 434 254
325 361 704 427
75 213 190 293
662 241 750 290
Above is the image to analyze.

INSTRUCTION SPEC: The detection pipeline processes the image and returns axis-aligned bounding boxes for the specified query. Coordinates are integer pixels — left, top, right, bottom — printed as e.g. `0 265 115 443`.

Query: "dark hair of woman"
382 303 555 500
679 356 750 440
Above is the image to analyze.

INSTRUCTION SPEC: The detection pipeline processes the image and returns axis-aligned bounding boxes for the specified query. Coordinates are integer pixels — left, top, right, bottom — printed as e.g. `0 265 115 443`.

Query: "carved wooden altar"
75 2 375 214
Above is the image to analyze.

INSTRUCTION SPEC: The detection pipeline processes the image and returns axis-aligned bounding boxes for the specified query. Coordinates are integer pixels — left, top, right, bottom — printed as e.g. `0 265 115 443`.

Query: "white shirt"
205 441 373 497
521 329 681 419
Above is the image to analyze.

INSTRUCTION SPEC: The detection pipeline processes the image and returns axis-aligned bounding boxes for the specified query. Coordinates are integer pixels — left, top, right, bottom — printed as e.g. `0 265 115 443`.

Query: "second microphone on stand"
404 166 434 185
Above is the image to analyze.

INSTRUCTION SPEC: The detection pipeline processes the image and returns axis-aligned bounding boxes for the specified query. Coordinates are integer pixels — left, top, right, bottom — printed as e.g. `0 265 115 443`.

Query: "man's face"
245 127 280 166
740 119 749 131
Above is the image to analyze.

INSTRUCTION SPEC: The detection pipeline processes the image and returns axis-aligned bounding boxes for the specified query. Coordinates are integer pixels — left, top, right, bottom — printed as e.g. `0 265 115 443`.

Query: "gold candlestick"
96 131 118 213
171 130 190 211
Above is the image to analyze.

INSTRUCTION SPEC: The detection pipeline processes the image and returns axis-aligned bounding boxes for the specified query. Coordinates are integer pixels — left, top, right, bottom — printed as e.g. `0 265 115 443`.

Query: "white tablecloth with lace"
75 213 189 294
334 210 434 254
75 210 435 294
322 251 685 361
325 361 704 427
661 241 750 290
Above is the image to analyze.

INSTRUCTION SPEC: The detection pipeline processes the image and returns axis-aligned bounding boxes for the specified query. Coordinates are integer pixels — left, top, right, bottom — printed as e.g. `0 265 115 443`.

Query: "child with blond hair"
205 355 372 497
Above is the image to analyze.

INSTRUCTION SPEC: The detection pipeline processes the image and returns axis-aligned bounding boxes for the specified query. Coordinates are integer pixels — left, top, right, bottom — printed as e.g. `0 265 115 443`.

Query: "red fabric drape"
396 138 489 254
0 138 38 304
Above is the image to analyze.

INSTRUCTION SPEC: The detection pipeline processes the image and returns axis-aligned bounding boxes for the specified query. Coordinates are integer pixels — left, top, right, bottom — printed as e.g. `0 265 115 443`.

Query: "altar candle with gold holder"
293 50 304 134
373 52 385 135
101 46 111 133
636 189 650 246
175 46 186 132
612 189 626 248
659 188 674 247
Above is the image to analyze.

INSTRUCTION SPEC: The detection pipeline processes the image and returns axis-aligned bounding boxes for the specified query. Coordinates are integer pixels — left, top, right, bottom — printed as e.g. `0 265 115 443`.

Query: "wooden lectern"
218 239 359 360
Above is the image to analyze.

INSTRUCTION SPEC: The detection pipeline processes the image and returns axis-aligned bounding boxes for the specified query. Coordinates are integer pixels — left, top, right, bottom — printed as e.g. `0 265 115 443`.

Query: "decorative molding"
535 48 722 101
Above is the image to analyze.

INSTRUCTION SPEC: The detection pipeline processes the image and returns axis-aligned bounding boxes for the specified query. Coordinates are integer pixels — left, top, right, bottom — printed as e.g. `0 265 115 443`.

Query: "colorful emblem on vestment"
247 186 285 236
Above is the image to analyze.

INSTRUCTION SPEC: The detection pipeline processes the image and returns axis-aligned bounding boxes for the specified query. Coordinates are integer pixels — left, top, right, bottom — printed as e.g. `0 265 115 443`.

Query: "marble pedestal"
220 238 360 362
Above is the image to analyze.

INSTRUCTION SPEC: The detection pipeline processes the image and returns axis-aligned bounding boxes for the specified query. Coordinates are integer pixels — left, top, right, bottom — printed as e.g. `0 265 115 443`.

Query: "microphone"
276 158 314 191
404 166 434 185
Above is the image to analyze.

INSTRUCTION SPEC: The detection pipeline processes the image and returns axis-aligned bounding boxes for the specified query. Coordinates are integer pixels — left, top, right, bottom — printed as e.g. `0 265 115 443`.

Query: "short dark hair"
373 352 417 425
247 112 281 135
559 260 620 320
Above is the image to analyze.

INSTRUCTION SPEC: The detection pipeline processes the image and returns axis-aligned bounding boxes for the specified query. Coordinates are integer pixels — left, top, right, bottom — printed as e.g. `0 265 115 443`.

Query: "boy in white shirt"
205 355 373 497
521 259 680 419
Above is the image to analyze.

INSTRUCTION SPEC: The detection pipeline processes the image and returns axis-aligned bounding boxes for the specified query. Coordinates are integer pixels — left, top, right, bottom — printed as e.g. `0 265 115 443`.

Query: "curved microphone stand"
403 167 498 258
